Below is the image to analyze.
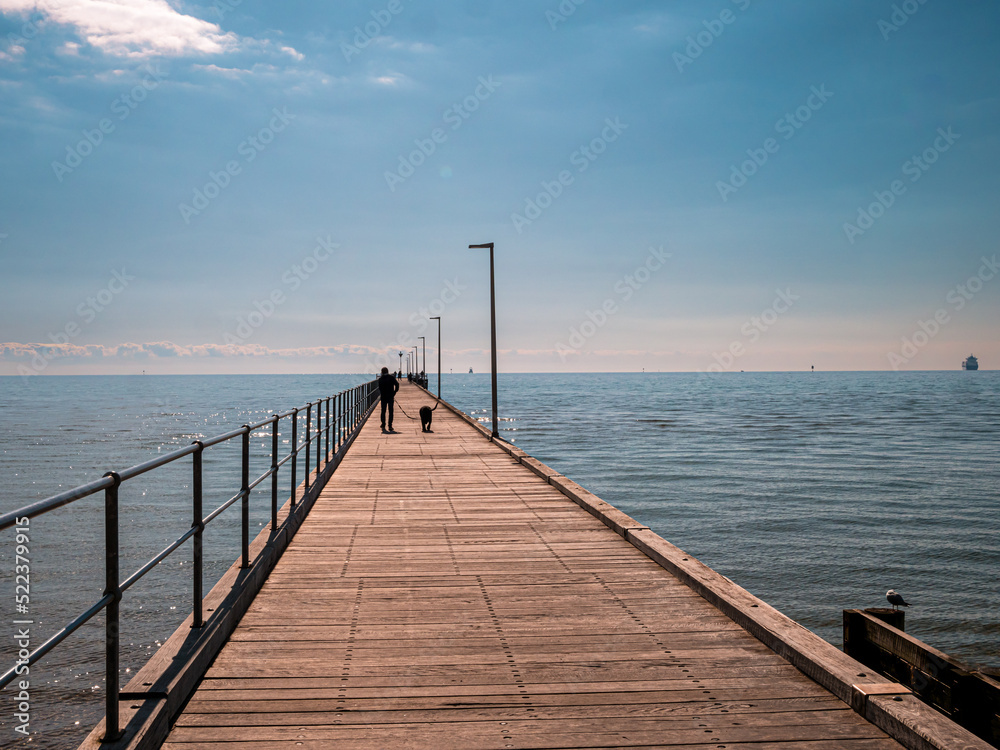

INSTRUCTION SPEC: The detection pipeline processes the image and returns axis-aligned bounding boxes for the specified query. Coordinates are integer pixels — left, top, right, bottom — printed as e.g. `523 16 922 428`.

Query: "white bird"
886 589 910 609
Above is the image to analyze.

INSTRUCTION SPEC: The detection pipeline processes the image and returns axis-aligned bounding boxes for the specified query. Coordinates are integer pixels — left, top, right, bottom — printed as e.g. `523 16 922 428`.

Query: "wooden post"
843 608 903 674
864 606 905 631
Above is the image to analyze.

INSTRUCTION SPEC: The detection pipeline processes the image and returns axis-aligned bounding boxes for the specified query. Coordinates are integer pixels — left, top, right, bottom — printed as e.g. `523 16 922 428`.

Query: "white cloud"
0 0 239 58
191 62 264 78
381 38 436 54
0 43 26 60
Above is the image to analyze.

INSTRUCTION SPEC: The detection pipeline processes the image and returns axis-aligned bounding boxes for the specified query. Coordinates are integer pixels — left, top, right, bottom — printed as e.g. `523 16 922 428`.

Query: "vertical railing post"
192 443 204 628
102 471 123 743
241 426 250 569
304 402 312 497
290 408 298 509
325 396 331 467
337 392 343 450
270 415 279 530
315 399 322 478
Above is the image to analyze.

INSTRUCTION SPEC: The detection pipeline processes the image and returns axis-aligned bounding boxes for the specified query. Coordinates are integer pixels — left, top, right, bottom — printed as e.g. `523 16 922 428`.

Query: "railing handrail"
0 475 116 530
0 378 380 743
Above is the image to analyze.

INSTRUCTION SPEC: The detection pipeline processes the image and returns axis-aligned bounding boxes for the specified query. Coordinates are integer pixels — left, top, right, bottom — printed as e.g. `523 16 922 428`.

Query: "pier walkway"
153 384 950 749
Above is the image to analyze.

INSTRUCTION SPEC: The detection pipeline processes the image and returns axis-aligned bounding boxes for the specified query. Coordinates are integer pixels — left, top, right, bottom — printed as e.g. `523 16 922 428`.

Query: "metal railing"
0 379 379 741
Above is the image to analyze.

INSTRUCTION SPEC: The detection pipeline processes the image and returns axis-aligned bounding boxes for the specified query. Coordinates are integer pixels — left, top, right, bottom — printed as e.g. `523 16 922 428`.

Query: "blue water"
1 371 998 746
446 372 1000 665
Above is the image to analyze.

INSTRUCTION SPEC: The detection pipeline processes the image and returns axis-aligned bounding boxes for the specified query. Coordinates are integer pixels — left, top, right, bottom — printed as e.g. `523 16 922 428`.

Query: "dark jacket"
378 373 399 401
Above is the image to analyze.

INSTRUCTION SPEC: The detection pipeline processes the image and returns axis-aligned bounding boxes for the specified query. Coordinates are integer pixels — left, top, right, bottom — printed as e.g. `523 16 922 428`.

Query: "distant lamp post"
469 241 499 439
398 350 403 375
418 336 426 380
429 316 441 399
412 346 418 379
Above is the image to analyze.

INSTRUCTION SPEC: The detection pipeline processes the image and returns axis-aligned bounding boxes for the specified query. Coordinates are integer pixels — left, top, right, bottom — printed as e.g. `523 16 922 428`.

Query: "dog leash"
393 399 440 421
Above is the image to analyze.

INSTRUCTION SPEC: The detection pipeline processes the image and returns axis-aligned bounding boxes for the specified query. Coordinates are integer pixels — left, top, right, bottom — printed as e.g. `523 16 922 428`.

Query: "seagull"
886 589 910 610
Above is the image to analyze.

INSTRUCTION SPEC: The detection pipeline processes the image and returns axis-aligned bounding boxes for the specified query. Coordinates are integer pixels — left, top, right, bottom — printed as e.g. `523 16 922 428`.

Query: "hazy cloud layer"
0 341 382 360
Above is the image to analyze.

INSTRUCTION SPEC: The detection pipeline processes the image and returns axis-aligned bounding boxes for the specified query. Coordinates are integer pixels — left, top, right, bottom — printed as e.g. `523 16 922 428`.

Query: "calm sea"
1 371 998 746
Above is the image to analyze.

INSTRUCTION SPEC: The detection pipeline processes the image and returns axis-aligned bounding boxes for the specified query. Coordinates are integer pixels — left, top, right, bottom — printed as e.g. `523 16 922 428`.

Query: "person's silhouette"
378 366 400 433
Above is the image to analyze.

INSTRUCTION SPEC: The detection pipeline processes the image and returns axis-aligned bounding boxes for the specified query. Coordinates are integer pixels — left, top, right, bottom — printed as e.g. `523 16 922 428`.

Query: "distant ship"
962 355 979 371
468 367 473 374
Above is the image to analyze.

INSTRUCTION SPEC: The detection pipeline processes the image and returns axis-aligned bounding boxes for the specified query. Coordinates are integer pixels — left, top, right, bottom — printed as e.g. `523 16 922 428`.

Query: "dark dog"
420 401 441 432
419 405 434 432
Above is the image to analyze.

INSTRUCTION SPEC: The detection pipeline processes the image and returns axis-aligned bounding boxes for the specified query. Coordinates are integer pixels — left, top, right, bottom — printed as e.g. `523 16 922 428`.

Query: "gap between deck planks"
162 383 904 750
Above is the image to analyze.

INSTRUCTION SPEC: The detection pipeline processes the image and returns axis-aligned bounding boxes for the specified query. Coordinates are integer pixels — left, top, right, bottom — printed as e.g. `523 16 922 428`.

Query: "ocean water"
1 371 998 746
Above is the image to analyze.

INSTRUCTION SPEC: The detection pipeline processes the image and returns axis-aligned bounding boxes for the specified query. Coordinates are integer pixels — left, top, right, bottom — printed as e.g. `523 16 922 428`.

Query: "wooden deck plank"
162 383 904 749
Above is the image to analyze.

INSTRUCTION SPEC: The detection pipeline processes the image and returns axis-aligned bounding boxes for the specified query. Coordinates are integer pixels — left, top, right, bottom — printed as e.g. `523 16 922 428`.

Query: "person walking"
378 366 400 433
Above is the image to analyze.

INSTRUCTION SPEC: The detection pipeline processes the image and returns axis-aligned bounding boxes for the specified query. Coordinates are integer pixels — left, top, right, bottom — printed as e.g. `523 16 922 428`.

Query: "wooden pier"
91 384 989 750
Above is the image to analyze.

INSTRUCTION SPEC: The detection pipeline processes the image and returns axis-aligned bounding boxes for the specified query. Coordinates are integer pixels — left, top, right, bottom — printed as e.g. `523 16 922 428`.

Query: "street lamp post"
469 242 499 439
412 346 418 380
418 336 425 383
398 351 403 376
429 316 441 399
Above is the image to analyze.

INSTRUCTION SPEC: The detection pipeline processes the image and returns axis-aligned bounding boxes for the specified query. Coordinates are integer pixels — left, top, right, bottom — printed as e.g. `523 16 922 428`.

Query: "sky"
1 0 998 376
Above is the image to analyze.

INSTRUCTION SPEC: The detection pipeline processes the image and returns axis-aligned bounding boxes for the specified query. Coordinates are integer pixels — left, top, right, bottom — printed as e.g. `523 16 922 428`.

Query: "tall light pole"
412 346 418 379
418 336 426 380
398 350 403 376
429 316 441 399
469 242 499 439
